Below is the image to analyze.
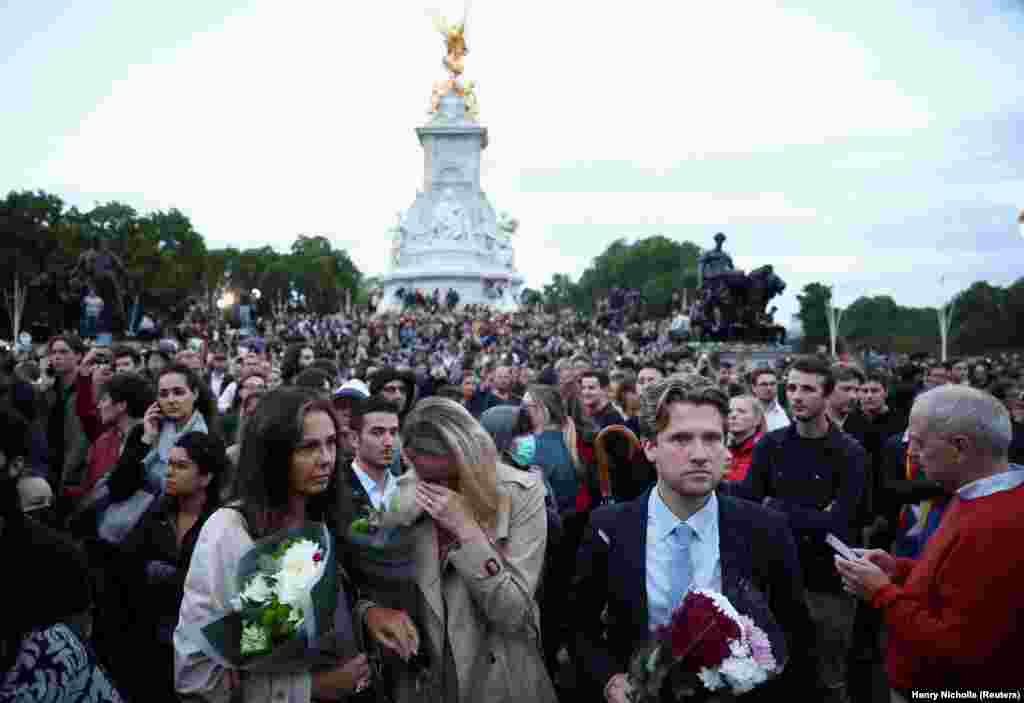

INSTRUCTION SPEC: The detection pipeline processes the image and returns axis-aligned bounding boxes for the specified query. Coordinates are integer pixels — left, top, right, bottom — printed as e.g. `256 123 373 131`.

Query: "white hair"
731 395 765 420
912 385 1012 458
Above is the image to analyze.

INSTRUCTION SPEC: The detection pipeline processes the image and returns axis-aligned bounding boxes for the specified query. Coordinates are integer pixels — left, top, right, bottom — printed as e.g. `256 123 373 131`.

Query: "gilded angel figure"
429 9 479 120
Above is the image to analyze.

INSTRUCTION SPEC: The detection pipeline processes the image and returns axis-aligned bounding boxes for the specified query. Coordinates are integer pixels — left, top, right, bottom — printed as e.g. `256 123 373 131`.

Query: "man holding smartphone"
836 385 1024 696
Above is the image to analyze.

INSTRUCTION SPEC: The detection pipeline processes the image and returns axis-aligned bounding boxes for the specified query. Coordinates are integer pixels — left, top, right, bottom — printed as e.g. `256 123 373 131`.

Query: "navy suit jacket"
572 489 821 700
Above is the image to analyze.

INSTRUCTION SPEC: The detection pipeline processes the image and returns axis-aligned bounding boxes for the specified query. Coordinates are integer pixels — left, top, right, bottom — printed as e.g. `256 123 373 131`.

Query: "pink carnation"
747 623 775 670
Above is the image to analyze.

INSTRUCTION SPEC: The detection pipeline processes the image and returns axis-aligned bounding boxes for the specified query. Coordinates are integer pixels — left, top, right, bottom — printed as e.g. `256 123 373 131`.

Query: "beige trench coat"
379 462 558 703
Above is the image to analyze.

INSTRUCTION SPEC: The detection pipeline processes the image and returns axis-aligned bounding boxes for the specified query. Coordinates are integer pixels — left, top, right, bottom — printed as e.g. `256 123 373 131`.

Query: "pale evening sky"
3 0 1023 327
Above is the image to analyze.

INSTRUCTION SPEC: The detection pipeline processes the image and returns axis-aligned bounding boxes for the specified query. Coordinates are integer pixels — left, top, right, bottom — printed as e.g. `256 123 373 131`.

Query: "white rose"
719 655 768 694
241 574 275 605
276 540 324 605
698 668 725 691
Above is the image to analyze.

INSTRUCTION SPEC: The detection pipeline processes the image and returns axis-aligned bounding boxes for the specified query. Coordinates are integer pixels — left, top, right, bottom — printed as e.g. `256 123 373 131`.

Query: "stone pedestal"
376 93 524 313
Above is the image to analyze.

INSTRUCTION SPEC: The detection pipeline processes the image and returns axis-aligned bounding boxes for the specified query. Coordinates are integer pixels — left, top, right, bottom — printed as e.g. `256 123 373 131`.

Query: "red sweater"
725 432 762 483
871 482 1024 689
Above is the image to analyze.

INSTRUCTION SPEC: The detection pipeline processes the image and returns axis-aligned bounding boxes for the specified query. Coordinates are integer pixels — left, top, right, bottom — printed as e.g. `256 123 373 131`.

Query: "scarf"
898 450 948 553
141 410 209 494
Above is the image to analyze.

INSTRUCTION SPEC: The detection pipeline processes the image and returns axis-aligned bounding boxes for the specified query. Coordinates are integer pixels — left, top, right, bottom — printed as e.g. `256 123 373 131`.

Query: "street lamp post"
937 276 956 362
825 285 844 360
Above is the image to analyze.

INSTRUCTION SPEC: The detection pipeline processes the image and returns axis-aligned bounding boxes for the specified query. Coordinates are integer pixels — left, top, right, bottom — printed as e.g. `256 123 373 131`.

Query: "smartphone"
826 533 857 561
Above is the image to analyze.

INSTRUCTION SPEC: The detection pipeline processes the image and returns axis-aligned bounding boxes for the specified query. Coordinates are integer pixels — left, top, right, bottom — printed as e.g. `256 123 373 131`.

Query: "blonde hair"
402 397 501 529
730 394 767 436
527 384 584 478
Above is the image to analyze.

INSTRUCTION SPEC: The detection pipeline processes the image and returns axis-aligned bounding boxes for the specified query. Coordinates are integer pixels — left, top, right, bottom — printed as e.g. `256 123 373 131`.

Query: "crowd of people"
1 296 1022 702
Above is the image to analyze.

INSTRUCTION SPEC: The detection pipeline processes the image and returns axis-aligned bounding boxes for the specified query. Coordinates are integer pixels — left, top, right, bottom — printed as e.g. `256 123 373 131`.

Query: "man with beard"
369 367 418 423
738 357 867 703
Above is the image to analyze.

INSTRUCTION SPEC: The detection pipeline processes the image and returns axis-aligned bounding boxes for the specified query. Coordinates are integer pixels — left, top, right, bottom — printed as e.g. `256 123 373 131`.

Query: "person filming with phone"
835 385 1024 698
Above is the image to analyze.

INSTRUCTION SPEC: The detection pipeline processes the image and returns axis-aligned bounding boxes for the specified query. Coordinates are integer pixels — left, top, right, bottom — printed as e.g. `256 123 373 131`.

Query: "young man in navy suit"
573 374 821 702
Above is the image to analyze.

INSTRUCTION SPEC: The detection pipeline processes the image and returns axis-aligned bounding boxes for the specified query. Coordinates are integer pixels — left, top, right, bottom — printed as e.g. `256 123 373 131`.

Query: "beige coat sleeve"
448 470 548 634
172 508 312 703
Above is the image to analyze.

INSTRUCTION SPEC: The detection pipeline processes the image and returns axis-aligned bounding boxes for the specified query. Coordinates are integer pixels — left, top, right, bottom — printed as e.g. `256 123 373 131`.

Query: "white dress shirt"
217 381 238 414
209 371 226 398
763 400 791 432
351 460 395 511
646 487 722 630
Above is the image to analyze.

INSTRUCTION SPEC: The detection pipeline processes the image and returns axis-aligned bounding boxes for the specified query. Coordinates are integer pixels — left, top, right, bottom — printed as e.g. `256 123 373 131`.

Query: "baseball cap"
157 339 180 355
334 379 370 400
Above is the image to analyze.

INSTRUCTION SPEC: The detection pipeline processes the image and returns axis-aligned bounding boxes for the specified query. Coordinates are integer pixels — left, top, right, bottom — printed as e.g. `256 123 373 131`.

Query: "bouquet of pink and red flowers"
628 584 787 702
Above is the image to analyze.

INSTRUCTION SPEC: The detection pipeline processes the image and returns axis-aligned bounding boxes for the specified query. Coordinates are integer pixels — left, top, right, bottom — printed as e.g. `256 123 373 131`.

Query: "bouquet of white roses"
182 523 344 674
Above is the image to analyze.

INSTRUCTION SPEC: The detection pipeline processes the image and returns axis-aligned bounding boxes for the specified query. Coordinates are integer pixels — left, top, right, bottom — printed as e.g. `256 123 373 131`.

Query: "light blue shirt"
352 460 396 511
957 465 1024 501
646 487 722 630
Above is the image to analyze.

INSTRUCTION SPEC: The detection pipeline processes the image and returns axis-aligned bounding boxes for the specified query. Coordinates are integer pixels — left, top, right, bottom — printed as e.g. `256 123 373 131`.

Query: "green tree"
0 190 73 340
541 273 578 312
795 282 832 350
842 295 939 354
950 281 1011 354
519 287 542 308
575 235 700 315
289 235 362 314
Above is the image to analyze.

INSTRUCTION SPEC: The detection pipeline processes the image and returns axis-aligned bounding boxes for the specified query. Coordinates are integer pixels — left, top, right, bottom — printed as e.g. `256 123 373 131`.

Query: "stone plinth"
376 93 523 312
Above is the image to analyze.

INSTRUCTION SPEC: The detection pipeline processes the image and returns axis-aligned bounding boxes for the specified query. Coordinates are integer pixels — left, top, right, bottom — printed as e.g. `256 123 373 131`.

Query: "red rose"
667 592 741 670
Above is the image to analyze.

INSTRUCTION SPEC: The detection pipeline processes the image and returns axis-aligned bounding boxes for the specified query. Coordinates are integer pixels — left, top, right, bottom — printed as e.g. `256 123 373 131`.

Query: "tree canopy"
539 235 700 315
794 278 1024 356
0 189 362 338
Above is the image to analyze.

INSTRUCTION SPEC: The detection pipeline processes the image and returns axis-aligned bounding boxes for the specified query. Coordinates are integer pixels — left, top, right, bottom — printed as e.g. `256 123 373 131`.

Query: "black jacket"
572 491 821 700
736 422 867 593
844 408 907 522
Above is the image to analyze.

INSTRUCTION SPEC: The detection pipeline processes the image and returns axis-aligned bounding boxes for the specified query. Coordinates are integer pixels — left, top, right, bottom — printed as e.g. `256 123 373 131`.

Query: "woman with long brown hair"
174 388 370 702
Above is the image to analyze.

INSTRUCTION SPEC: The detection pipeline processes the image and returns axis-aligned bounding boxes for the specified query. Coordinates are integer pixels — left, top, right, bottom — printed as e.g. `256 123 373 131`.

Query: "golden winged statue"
429 10 479 120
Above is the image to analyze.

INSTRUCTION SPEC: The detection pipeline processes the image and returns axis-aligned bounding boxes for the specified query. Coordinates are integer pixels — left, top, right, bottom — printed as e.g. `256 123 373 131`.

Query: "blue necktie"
667 523 694 615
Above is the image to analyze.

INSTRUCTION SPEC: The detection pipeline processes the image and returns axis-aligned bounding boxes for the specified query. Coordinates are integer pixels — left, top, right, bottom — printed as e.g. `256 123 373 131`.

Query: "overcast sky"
3 0 1023 327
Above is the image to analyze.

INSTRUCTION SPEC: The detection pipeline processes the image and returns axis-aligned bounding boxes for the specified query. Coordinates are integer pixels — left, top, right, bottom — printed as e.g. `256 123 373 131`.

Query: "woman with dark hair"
174 388 371 702
0 407 125 702
280 343 315 385
108 364 217 510
121 431 227 702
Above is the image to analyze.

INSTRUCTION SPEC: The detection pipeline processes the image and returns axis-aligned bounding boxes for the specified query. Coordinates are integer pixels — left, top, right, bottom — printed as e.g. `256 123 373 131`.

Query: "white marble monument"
375 90 524 313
